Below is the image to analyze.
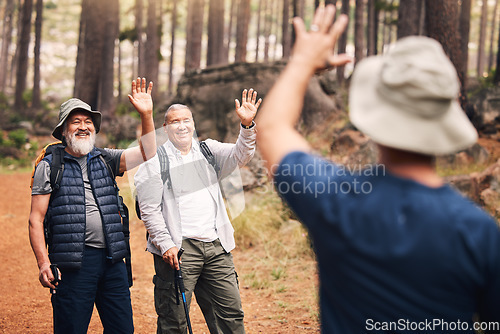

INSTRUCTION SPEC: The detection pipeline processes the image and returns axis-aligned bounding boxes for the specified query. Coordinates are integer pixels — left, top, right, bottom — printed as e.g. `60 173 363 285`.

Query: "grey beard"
65 131 96 156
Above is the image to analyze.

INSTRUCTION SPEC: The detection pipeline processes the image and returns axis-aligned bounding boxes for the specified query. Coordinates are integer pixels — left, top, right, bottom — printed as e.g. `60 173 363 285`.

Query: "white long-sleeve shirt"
134 126 256 256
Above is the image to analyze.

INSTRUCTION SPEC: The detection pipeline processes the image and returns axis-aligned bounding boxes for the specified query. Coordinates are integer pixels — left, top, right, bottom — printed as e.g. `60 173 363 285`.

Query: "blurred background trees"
0 0 500 124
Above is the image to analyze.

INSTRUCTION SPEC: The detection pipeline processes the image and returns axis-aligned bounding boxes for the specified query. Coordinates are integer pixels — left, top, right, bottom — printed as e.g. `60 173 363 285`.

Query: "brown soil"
0 172 319 334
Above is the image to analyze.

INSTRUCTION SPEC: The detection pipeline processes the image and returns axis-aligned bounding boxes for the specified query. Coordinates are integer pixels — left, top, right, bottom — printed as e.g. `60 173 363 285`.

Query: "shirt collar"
165 138 200 155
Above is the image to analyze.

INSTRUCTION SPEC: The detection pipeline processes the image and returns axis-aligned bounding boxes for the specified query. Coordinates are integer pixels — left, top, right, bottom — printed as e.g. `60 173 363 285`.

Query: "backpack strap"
96 148 119 178
199 141 220 178
157 145 171 189
47 144 66 191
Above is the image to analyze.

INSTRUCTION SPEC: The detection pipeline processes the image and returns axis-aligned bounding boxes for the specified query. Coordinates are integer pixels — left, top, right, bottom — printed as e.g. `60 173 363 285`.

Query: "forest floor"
0 170 319 334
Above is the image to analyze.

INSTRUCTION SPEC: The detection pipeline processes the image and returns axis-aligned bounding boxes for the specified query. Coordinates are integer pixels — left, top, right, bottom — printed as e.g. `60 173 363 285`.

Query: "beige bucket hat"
52 98 102 140
349 36 477 155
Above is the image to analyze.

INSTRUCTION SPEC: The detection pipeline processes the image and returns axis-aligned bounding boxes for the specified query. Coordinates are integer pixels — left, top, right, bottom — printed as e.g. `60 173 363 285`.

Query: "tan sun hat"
349 36 477 155
52 98 102 140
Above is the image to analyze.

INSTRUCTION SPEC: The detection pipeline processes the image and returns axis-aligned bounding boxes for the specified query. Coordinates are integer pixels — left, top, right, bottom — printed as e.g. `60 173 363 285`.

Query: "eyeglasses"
167 118 193 127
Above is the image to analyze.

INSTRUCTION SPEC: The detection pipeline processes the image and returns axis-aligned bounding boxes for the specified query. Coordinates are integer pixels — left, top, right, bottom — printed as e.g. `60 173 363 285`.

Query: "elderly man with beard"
28 78 156 334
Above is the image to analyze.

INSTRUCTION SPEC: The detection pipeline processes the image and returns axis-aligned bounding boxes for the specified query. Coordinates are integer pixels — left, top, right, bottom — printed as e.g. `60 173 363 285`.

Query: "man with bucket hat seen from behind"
28 78 157 333
257 5 500 333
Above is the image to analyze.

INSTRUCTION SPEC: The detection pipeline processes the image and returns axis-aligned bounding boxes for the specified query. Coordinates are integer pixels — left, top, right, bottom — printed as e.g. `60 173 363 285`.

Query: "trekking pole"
50 264 60 294
175 248 193 334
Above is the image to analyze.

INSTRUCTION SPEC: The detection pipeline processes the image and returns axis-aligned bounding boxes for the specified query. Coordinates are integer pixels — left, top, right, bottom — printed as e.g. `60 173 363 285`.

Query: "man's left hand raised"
235 88 262 126
128 77 153 117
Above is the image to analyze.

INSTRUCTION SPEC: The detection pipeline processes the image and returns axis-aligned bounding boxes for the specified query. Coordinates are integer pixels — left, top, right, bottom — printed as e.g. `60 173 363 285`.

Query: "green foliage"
477 69 497 89
116 102 132 116
232 190 313 259
276 285 287 293
7 129 27 149
0 92 9 111
45 1 57 9
22 89 33 107
271 266 286 280
119 27 138 42
436 161 490 177
117 139 135 150
0 129 40 168
377 0 399 11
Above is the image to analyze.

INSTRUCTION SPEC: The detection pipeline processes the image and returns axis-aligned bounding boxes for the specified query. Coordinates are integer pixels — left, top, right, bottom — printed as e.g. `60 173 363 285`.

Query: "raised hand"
291 5 351 73
128 77 154 116
235 88 262 126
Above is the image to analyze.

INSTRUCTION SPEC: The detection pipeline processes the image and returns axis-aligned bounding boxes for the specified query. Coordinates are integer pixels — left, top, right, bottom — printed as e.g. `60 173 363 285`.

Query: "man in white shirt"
134 88 261 334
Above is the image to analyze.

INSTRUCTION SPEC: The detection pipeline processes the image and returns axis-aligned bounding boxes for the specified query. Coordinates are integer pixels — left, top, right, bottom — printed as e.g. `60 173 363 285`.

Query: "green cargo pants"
153 238 245 334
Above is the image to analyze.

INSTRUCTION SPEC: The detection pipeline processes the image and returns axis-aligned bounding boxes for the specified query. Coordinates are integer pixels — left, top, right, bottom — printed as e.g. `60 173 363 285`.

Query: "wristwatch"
241 121 255 129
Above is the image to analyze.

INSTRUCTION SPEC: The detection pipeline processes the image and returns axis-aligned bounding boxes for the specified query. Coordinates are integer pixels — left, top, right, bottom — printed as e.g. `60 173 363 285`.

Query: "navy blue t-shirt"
275 151 500 334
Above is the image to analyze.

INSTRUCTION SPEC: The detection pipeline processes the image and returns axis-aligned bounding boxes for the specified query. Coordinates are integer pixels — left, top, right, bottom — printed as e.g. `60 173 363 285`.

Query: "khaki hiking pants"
153 238 245 334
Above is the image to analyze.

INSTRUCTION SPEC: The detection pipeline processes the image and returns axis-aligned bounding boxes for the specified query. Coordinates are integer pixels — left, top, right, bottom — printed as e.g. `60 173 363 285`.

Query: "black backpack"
135 141 219 220
31 143 133 287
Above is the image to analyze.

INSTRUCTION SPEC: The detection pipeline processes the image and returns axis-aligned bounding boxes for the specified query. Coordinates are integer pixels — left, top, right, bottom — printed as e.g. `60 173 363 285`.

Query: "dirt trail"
0 172 319 333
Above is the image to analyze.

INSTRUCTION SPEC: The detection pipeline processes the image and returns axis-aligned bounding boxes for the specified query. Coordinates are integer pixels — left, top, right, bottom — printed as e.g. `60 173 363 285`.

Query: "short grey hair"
164 104 192 123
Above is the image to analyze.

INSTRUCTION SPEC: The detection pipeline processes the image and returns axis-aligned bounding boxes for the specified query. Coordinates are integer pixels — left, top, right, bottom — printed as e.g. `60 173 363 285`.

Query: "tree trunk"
226 0 237 61
459 0 471 84
263 0 270 62
185 0 205 71
168 0 177 95
384 0 396 49
207 0 225 66
97 0 119 119
32 0 43 109
493 19 500 84
426 0 467 109
367 0 376 56
477 0 488 77
374 4 379 55
271 0 280 61
292 0 305 47
118 40 122 101
0 0 14 94
74 0 117 112
488 0 499 73
418 0 426 36
281 0 291 59
10 0 22 88
136 0 145 76
14 0 33 109
255 0 263 61
397 0 422 39
337 0 349 84
235 0 250 62
145 0 160 97
354 0 364 65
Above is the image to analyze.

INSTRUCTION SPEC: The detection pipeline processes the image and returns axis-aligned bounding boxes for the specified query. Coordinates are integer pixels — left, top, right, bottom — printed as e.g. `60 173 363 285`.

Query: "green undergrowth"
436 161 492 177
232 189 314 260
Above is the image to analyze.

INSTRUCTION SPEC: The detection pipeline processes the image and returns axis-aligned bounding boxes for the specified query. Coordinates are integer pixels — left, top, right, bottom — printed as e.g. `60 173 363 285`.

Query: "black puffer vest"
44 148 127 270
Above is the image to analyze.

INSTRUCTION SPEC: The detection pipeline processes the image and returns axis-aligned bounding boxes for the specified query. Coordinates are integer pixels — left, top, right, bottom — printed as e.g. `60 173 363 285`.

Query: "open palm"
128 77 153 115
235 88 262 125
